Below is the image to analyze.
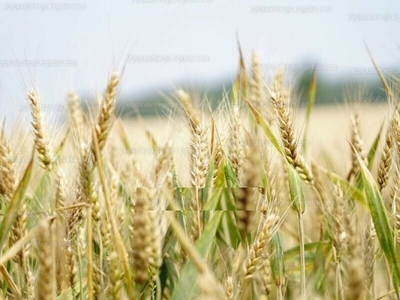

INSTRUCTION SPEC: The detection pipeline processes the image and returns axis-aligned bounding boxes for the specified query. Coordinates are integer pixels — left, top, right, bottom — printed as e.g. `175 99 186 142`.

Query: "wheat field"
0 53 400 300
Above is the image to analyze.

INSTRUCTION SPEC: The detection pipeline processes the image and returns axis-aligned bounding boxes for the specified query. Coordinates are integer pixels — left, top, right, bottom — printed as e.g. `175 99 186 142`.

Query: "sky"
0 0 399 123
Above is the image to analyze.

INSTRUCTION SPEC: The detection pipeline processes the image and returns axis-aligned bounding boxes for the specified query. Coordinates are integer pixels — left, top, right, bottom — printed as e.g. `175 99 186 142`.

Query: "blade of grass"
244 97 283 156
224 161 239 188
287 162 307 298
0 216 55 266
314 164 366 206
367 121 384 169
91 126 135 300
270 232 285 299
170 211 223 300
287 162 306 214
0 265 23 300
354 145 400 298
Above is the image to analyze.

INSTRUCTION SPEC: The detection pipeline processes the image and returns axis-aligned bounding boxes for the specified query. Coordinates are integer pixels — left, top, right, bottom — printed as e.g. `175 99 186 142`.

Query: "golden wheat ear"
91 71 120 156
36 219 56 300
27 90 54 170
270 89 314 185
0 125 16 202
67 91 86 147
130 188 162 284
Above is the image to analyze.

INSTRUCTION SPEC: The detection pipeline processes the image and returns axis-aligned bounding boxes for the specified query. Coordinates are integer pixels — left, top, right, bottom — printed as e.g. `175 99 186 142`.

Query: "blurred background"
0 0 399 122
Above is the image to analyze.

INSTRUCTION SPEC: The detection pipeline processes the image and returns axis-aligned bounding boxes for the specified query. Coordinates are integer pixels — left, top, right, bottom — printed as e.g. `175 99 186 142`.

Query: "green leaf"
367 122 384 169
171 212 223 300
224 162 239 188
287 162 306 214
314 164 366 207
355 148 400 297
270 232 286 287
284 242 327 261
244 98 283 156
203 188 223 211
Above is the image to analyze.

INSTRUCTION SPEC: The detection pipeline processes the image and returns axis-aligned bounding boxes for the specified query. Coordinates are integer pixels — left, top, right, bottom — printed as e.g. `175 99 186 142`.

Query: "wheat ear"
131 188 162 283
107 250 122 299
363 222 375 295
250 52 265 112
36 219 56 300
0 126 16 201
91 71 119 155
27 90 54 170
377 121 394 191
236 144 260 235
345 214 365 300
270 92 314 184
348 112 367 180
244 213 277 278
67 91 86 147
230 104 244 178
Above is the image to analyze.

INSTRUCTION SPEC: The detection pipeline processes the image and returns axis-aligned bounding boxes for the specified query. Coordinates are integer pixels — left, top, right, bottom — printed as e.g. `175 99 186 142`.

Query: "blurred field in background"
120 102 388 184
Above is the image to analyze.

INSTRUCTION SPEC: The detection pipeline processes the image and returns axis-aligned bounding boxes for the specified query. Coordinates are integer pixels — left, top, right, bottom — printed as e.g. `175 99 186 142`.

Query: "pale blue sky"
0 0 399 122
